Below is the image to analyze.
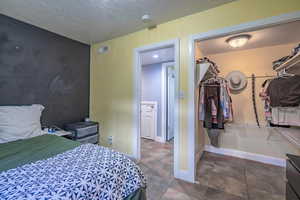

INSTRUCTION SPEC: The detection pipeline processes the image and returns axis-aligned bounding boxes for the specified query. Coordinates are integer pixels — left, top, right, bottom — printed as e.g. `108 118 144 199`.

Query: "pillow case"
0 104 44 143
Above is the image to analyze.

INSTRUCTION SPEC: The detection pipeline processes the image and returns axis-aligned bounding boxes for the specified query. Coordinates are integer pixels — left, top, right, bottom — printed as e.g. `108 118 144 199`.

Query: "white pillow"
0 104 44 143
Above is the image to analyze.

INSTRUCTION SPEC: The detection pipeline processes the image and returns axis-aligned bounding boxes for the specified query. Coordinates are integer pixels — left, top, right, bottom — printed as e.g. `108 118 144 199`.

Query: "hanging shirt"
198 78 233 126
272 106 300 126
219 80 233 122
259 79 272 122
203 81 224 129
266 75 300 107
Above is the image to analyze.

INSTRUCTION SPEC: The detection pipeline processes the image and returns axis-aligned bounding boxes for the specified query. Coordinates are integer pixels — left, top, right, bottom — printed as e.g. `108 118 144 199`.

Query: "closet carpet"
138 138 285 200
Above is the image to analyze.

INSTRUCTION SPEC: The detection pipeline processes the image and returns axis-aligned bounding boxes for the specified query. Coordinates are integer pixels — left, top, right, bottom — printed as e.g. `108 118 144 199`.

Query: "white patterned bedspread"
0 144 146 200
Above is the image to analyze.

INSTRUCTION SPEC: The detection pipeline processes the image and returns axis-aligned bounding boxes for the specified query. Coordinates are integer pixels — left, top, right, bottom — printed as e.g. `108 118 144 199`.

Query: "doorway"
133 39 180 179
188 11 300 182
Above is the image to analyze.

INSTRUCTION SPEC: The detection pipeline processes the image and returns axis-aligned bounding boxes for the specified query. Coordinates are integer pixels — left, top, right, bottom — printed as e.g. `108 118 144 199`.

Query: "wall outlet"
108 136 113 145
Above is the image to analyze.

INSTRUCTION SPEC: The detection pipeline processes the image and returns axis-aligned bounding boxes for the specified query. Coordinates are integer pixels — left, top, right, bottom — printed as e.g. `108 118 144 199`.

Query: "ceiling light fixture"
153 54 159 59
226 34 251 48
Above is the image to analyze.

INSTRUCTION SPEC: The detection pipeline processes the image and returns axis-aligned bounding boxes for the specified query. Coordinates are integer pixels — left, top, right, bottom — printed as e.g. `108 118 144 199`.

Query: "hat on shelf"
226 71 248 91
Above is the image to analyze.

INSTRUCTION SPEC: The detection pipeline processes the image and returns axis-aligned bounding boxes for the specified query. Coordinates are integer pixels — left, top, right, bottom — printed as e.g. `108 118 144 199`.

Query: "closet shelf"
196 62 219 86
275 52 300 72
276 127 300 148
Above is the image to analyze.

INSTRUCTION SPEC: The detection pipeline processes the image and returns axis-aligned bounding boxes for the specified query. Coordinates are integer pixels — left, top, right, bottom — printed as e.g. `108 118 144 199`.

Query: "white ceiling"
141 47 174 66
199 20 300 55
0 0 235 44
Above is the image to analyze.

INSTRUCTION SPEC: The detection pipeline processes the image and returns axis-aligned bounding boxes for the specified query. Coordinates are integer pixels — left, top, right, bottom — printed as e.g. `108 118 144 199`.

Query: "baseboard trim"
174 169 195 183
124 152 136 160
204 145 286 167
195 150 204 166
155 136 165 143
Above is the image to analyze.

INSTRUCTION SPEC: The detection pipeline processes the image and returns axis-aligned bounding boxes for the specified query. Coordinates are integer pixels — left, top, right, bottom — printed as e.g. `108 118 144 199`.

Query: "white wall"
141 63 163 137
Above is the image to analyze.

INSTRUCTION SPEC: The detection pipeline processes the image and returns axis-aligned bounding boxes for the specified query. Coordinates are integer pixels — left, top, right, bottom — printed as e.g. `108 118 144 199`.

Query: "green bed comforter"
0 135 146 200
0 134 80 173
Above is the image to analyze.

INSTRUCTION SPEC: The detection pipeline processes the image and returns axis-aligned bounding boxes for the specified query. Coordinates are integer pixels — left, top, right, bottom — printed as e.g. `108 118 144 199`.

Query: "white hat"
226 71 247 91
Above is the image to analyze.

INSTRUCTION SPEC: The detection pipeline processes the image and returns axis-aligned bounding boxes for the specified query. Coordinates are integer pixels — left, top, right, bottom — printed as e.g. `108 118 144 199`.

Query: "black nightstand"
286 154 300 200
65 121 99 144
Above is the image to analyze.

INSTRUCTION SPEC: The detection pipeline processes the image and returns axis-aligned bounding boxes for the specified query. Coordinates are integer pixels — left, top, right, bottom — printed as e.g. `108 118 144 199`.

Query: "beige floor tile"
138 139 286 200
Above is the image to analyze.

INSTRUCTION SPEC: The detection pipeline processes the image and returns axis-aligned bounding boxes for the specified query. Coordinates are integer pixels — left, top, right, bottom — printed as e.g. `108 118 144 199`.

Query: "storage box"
65 121 99 144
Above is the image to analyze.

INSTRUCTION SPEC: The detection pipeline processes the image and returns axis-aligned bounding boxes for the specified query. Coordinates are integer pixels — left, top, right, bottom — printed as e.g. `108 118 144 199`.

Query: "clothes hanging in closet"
266 75 300 107
198 78 233 146
199 78 233 127
259 79 272 122
260 75 300 126
203 81 224 129
271 107 300 126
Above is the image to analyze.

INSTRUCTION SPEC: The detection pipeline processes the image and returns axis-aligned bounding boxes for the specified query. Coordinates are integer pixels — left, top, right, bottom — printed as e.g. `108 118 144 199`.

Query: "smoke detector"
142 14 151 23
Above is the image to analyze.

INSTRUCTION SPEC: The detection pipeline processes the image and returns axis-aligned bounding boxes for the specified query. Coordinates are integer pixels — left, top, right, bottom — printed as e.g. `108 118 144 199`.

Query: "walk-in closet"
194 20 300 167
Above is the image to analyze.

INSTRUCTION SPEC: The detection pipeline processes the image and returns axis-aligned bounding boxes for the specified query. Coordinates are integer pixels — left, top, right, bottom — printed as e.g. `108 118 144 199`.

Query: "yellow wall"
90 0 300 171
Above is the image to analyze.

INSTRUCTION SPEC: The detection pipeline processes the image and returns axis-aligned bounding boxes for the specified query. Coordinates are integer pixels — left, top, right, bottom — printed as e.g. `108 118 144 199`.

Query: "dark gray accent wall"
0 14 90 127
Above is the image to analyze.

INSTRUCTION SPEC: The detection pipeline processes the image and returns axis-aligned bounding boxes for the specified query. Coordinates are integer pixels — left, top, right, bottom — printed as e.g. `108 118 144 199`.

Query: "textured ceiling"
199 20 300 55
0 0 235 44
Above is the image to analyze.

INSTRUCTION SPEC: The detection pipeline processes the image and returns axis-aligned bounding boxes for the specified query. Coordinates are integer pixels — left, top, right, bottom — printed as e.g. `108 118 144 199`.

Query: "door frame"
161 62 175 142
141 101 158 140
133 39 180 178
188 11 300 181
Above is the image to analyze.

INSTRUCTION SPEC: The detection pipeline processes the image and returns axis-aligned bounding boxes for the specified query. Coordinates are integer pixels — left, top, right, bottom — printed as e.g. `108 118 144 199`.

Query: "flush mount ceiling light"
226 34 251 48
153 54 159 59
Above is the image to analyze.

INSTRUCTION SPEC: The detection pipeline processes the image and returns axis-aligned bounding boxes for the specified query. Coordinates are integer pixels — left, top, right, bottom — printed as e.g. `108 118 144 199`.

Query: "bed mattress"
0 135 146 200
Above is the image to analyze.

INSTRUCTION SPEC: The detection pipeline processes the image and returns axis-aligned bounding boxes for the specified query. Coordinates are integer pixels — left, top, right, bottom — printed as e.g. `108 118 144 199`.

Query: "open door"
167 65 175 141
141 102 157 140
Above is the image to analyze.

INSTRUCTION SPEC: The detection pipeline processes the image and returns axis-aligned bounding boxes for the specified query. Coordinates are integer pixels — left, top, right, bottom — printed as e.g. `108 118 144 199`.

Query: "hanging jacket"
267 75 300 107
220 80 233 122
203 82 224 129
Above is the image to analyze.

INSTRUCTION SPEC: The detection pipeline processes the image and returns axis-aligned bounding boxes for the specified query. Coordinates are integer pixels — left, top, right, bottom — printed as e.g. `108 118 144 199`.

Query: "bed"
0 105 146 199
0 134 146 200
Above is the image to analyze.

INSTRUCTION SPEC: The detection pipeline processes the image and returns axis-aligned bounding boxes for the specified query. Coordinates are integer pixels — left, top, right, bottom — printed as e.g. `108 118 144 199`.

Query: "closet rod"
246 75 275 79
201 85 221 87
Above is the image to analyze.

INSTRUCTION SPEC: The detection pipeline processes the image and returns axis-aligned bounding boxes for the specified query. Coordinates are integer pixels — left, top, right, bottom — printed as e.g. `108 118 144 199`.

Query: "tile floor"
138 138 286 200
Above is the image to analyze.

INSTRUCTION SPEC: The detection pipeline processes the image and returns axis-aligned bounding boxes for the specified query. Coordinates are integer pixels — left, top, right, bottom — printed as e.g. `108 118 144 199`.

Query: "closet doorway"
133 39 180 179
190 14 300 182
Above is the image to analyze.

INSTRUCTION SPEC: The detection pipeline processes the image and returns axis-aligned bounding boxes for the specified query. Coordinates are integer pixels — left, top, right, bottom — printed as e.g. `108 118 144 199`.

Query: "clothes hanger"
276 68 295 79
